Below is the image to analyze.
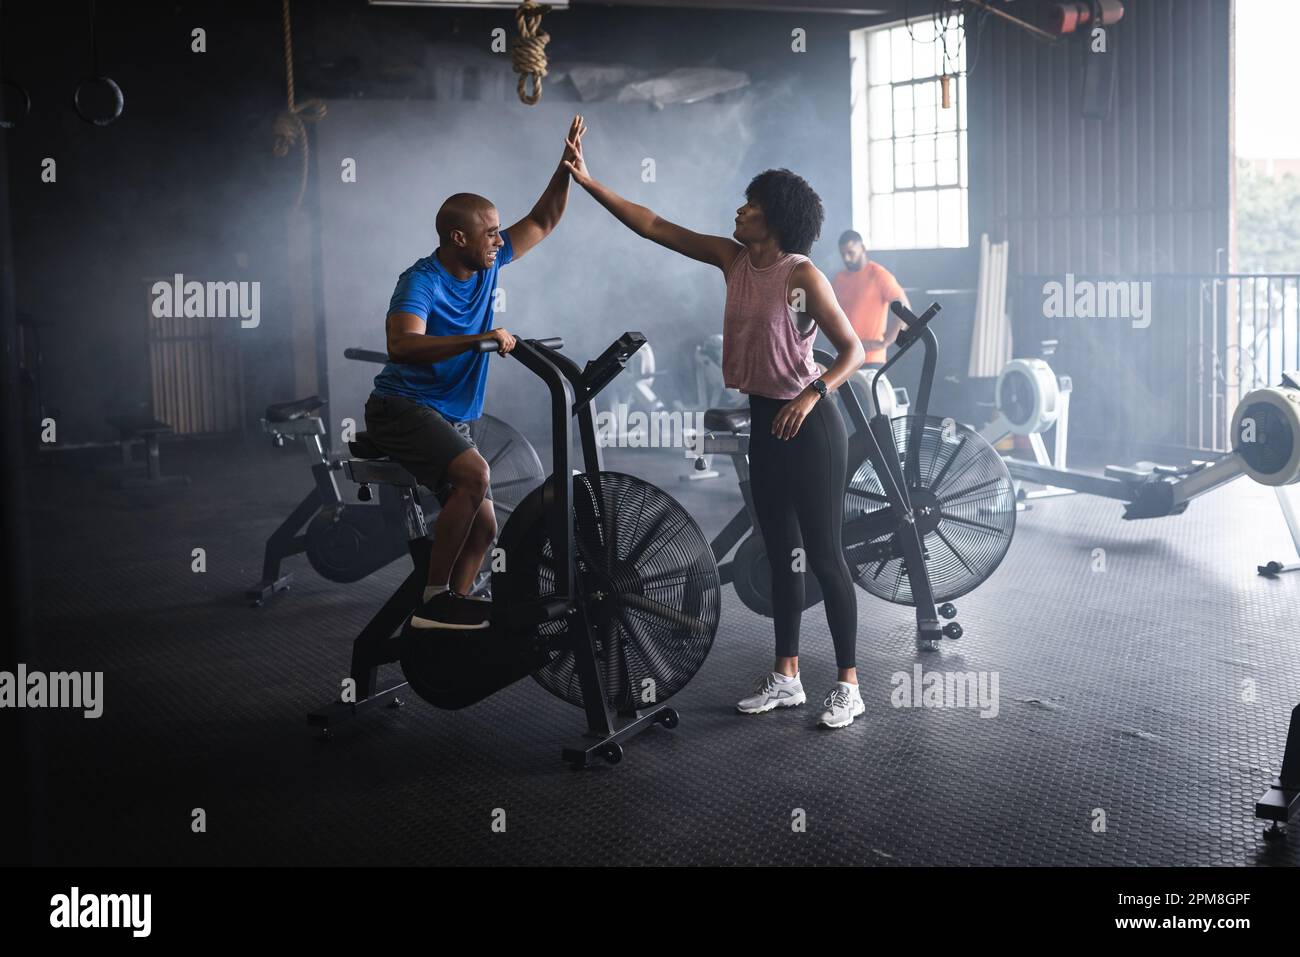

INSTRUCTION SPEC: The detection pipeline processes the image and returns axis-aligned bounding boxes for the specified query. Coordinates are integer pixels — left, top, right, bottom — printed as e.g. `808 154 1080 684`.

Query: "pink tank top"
721 250 821 400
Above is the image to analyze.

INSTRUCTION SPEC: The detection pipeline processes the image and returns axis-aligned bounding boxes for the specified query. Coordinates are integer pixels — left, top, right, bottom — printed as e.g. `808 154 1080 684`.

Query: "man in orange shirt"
830 230 910 368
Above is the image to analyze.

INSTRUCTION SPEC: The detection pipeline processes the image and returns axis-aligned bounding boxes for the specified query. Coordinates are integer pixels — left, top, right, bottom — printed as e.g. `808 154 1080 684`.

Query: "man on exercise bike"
363 115 583 632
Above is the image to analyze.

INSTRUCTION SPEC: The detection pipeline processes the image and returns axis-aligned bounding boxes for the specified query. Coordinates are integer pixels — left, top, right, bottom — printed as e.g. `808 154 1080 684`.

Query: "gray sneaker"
818 682 865 728
736 672 806 714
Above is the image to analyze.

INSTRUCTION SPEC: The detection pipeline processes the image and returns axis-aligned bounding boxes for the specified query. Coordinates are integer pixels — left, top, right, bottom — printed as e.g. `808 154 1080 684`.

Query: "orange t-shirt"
831 261 904 365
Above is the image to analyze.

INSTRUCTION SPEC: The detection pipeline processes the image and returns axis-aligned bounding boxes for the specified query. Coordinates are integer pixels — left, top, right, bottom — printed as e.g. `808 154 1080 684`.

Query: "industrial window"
850 17 969 249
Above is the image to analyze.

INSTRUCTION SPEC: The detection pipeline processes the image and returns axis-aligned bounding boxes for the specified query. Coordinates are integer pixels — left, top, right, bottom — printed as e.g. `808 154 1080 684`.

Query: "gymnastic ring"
0 79 31 130
72 75 124 126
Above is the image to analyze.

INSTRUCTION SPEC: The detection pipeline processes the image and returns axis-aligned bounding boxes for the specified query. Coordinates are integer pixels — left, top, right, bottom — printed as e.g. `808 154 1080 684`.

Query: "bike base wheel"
730 533 824 618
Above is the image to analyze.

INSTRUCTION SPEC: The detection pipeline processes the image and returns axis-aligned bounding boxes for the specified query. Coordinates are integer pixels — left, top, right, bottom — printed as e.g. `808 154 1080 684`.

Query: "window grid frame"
862 19 969 250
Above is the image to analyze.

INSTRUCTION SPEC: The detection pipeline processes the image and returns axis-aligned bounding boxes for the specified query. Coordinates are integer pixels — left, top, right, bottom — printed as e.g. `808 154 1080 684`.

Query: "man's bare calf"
427 447 496 593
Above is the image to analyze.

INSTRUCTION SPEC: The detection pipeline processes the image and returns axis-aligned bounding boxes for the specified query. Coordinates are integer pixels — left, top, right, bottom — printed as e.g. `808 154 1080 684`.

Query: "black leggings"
747 393 858 669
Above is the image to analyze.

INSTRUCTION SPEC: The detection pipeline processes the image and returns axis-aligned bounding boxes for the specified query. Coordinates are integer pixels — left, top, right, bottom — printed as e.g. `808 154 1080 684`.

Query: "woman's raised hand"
562 114 592 186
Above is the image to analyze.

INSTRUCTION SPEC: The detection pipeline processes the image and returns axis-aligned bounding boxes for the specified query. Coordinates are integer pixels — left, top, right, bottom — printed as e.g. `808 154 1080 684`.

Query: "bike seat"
348 431 388 459
346 458 418 488
265 395 325 422
704 407 750 433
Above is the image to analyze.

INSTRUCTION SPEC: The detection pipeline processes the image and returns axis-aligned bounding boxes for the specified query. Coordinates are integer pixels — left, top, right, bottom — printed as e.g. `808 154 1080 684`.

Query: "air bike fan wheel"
844 415 1017 604
499 472 720 712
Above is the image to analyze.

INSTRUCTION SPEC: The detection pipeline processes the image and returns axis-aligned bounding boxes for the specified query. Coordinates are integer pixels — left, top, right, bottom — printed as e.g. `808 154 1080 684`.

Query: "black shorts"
363 393 493 505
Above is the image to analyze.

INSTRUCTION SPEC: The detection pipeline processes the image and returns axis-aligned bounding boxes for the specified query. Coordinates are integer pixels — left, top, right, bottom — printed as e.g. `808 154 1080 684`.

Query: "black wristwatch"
809 378 829 400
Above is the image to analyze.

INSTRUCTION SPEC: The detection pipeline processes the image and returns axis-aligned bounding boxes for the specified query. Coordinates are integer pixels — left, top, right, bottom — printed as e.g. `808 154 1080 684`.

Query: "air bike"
308 332 721 767
246 366 542 606
692 302 1018 650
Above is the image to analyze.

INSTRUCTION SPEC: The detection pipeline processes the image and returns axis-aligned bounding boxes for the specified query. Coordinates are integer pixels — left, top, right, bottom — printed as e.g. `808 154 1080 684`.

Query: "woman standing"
564 120 868 729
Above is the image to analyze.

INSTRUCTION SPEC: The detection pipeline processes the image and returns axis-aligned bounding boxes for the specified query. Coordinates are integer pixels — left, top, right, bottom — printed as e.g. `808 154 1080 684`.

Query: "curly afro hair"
744 169 825 255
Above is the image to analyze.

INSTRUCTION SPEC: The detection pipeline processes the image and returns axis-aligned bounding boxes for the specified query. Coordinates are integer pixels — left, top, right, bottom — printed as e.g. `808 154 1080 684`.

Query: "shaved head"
436 193 496 245
432 192 504 276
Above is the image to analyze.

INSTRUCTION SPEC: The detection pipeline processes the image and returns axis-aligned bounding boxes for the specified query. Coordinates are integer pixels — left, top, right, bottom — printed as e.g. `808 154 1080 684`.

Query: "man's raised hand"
563 114 591 186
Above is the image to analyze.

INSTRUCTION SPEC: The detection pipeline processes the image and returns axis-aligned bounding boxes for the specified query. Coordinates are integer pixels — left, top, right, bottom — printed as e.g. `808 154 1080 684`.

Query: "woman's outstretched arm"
564 121 743 272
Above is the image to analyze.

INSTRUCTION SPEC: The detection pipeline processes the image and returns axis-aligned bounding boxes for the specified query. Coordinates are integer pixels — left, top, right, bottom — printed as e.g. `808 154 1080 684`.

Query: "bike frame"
826 302 945 644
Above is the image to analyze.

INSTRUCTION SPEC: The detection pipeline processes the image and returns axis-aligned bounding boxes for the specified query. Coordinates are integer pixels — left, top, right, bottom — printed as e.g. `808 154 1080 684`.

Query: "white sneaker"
736 672 806 714
818 682 865 728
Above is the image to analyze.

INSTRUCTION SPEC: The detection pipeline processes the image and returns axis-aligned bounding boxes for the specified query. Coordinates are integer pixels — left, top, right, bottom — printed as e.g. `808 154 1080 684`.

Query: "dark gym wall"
2 0 1236 453
0 0 42 865
965 0 1234 452
1 0 869 447
2 1 300 447
971 0 1231 275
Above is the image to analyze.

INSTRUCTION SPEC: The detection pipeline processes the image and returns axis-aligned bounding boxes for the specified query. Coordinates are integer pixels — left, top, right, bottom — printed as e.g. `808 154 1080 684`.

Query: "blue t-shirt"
372 230 514 422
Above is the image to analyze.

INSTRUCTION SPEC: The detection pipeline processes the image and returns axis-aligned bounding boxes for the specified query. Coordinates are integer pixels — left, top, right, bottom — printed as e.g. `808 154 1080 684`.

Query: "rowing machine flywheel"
843 415 1017 604
995 358 1060 435
846 367 903 419
501 472 720 712
1231 386 1300 486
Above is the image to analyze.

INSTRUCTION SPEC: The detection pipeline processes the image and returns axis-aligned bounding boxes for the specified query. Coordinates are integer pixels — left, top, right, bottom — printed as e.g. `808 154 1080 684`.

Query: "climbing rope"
510 1 551 106
272 0 327 208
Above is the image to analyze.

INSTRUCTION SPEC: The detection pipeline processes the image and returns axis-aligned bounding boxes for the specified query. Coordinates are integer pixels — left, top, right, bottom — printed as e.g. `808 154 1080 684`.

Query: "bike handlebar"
344 336 565 364
889 300 941 347
474 336 564 352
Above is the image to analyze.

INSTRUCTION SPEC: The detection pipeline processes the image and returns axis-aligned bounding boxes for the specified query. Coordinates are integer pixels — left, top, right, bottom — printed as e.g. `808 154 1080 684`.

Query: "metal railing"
1011 272 1300 454
1198 274 1300 450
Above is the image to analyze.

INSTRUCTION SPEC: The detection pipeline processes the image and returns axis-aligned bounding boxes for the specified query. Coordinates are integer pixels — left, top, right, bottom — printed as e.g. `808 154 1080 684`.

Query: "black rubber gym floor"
22 436 1300 866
